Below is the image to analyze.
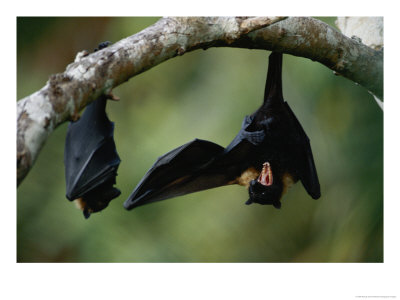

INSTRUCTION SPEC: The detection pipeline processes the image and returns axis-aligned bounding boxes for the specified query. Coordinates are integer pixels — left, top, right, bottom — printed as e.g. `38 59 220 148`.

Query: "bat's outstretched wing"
284 102 320 199
123 139 237 210
64 96 121 201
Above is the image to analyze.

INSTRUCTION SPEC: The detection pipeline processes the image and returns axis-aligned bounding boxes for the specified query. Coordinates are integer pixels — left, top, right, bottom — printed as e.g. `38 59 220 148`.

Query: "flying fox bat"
64 95 121 218
124 52 320 211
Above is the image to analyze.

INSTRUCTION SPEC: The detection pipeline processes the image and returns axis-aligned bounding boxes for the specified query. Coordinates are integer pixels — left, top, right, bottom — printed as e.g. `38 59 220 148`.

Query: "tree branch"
17 17 383 185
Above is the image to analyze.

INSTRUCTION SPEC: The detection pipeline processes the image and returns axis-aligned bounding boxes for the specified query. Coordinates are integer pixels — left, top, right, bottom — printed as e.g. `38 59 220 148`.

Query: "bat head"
74 182 121 219
246 162 282 209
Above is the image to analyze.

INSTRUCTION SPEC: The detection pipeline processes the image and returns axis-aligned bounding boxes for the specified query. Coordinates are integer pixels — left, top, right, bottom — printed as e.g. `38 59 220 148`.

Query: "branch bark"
335 17 384 109
17 16 383 185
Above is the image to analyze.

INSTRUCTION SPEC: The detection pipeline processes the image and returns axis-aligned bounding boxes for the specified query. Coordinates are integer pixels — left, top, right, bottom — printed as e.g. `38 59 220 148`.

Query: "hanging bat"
124 52 320 211
64 95 121 218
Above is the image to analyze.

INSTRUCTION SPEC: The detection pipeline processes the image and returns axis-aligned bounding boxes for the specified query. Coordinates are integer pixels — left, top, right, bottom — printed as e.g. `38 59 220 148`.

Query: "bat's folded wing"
124 139 230 210
284 102 321 199
64 98 120 201
65 137 120 200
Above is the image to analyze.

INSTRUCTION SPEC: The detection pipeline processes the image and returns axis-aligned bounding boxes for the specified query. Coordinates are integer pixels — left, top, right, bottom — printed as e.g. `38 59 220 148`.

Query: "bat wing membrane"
124 139 231 210
66 137 120 200
284 102 321 199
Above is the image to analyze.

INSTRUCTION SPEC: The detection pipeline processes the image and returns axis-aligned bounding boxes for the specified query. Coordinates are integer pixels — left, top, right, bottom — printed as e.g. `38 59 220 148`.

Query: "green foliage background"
17 17 383 262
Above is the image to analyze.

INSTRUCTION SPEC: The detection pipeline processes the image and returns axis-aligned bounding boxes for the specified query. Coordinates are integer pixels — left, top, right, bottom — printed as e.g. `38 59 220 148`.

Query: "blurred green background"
17 17 383 262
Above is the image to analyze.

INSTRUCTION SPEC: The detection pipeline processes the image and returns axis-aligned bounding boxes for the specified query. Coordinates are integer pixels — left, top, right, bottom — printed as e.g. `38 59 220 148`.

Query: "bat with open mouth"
124 52 320 211
64 95 121 218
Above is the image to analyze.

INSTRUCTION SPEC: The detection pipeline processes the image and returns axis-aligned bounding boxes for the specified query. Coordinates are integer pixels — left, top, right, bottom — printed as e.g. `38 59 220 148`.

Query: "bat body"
64 95 121 218
124 52 320 210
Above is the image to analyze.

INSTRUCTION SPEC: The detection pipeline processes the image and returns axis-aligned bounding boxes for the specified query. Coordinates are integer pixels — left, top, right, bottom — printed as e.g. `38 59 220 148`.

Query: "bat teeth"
267 166 273 185
257 161 273 186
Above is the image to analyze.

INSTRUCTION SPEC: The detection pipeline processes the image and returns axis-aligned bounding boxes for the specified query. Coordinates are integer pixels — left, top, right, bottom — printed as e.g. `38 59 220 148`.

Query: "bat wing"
284 102 321 199
64 97 121 200
124 139 236 210
225 115 267 151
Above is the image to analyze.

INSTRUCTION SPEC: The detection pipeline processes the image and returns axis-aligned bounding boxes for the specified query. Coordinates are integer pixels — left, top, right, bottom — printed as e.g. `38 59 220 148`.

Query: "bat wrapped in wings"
124 52 320 210
64 95 121 218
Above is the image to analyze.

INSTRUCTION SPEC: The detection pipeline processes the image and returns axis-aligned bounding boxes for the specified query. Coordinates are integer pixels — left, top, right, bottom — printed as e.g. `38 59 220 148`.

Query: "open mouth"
257 162 273 186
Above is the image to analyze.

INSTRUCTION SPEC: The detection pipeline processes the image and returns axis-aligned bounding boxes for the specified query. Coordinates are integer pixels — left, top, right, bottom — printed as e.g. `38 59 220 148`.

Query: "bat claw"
106 92 120 101
94 41 111 52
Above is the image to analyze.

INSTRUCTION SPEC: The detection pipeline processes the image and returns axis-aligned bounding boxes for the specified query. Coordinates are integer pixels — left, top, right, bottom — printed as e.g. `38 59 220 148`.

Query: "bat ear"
245 199 253 205
272 201 281 209
83 209 91 219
